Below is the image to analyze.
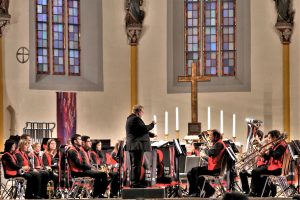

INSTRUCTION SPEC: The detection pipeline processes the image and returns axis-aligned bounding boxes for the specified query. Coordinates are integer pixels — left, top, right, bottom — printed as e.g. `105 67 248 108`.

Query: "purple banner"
56 92 76 145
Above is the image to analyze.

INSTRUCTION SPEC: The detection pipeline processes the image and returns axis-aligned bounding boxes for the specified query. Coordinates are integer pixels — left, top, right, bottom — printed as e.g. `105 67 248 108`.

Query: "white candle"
165 111 168 135
220 110 223 133
207 106 211 130
233 114 236 138
153 115 157 134
175 107 179 131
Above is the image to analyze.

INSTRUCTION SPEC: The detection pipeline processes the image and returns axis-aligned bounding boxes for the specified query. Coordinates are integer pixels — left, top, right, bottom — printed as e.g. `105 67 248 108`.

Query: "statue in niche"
125 0 145 27
0 0 9 15
274 0 294 24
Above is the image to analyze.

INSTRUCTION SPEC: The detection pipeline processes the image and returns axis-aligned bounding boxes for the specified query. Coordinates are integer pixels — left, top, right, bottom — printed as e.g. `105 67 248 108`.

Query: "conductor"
125 104 156 188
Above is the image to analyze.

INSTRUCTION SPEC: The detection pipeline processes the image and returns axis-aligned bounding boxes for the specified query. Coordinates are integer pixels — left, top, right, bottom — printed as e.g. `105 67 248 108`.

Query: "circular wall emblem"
16 47 30 64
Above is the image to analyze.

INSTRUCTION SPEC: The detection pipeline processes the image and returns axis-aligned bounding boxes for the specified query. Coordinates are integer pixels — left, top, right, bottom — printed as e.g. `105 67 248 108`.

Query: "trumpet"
236 133 287 172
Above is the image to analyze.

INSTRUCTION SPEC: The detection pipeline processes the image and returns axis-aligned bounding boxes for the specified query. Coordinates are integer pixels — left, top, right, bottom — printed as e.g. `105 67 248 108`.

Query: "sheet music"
151 140 168 148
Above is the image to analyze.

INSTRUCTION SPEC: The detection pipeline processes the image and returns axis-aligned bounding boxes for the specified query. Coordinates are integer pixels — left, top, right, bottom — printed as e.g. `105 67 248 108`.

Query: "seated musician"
249 130 287 197
185 143 200 156
87 138 120 198
15 139 49 199
239 129 265 194
187 129 226 197
42 139 59 190
2 139 40 199
67 134 108 198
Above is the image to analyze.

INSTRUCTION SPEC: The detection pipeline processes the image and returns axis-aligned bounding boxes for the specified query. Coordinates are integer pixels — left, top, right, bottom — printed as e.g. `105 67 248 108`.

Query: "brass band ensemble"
0 106 300 199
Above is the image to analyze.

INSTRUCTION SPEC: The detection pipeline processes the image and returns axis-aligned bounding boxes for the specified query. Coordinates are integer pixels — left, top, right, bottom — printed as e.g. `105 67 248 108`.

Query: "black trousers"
251 165 281 196
239 169 251 193
38 170 50 198
129 150 144 186
187 166 220 195
109 171 120 196
72 170 108 198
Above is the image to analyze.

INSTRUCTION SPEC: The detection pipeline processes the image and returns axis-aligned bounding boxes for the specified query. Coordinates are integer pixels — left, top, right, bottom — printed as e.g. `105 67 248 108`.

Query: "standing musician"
15 139 49 199
67 134 108 198
187 129 226 197
249 130 287 197
42 139 59 190
125 104 156 188
1 139 40 199
239 129 265 194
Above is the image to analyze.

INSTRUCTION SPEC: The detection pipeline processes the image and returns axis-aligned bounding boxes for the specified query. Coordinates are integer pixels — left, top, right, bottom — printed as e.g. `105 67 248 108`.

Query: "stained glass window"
68 0 80 75
184 0 236 77
36 0 49 74
221 0 236 76
36 0 80 76
52 0 65 74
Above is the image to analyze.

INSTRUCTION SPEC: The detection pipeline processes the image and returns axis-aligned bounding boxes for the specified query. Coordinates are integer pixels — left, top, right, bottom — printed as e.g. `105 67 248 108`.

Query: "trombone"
236 133 287 172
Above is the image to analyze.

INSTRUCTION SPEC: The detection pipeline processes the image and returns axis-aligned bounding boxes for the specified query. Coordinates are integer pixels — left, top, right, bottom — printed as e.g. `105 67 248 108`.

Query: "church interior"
0 0 300 199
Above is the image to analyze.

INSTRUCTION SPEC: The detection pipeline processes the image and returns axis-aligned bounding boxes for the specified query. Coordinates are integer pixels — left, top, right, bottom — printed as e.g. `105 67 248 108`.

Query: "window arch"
184 0 236 77
30 0 104 91
167 0 250 93
36 0 81 76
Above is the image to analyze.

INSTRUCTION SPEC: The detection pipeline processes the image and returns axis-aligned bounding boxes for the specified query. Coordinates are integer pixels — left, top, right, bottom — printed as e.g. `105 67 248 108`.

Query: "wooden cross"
178 63 211 123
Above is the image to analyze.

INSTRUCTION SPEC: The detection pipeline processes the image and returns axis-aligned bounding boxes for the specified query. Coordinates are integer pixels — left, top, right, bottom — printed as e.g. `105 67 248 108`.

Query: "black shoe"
248 192 258 197
271 184 277 197
204 188 215 198
188 193 199 197
131 184 147 188
98 194 107 198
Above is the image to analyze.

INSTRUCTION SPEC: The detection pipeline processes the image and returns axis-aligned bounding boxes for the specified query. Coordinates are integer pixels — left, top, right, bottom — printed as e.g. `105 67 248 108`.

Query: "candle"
165 111 168 135
175 107 179 131
153 115 157 134
208 106 211 130
233 114 236 138
220 110 223 133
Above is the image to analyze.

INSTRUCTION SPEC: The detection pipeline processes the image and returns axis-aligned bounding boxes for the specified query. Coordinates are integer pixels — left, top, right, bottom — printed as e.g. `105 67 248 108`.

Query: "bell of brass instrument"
18 168 25 175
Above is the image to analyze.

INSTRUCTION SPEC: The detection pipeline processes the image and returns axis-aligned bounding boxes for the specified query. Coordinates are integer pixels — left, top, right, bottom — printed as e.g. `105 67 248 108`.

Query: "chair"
261 150 298 197
1 160 26 199
198 149 229 198
68 177 94 199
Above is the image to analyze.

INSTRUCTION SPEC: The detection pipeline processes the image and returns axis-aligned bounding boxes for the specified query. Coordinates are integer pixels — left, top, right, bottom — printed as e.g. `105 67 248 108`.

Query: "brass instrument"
236 133 287 172
47 180 55 199
18 168 25 175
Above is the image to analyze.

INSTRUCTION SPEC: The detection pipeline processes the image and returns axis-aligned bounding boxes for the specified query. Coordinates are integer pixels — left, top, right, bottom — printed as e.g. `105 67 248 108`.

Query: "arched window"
30 0 104 91
184 0 236 76
167 0 250 93
36 0 81 76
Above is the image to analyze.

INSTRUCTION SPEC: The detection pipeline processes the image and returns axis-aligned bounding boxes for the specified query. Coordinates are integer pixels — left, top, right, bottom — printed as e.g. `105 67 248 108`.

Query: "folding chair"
261 150 298 197
198 152 228 198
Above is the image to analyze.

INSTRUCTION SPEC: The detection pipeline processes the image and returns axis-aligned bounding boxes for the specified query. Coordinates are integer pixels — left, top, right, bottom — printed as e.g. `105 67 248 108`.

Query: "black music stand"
116 141 125 197
167 139 186 198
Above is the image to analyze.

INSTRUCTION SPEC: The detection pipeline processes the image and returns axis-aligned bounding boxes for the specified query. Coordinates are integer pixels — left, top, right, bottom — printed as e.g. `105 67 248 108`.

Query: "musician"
187 129 226 197
15 139 49 199
185 143 200 156
239 129 265 194
32 143 44 169
125 104 156 188
67 134 108 198
90 140 120 198
249 130 287 197
42 139 59 190
1 139 40 199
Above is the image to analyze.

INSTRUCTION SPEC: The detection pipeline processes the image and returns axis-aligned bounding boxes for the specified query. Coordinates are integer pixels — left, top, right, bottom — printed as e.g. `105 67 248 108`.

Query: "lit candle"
153 115 157 134
165 111 168 135
220 110 223 133
207 106 211 130
175 107 179 131
233 114 236 138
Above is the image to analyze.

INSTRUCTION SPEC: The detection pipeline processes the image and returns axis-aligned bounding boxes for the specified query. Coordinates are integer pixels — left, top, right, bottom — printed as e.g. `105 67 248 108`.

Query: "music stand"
167 139 186 198
116 140 125 197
